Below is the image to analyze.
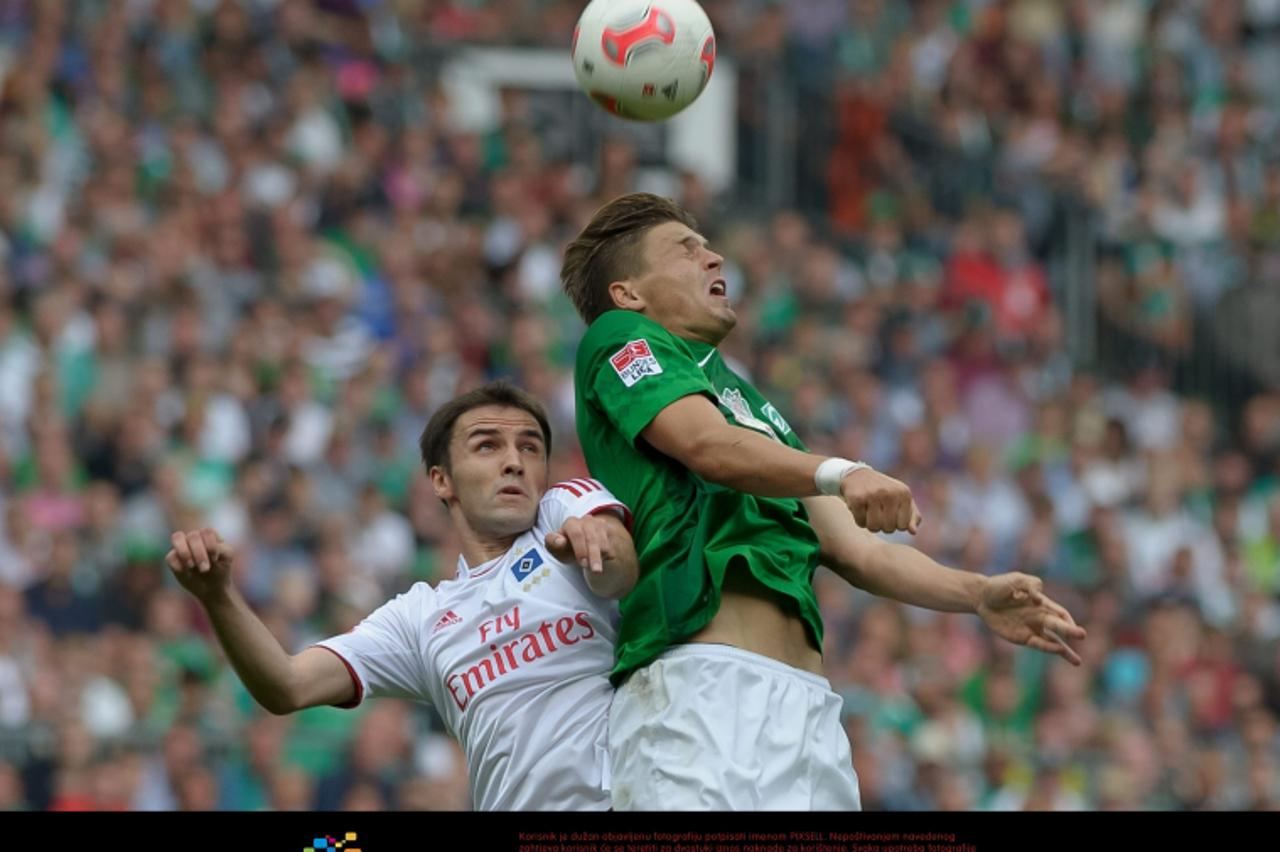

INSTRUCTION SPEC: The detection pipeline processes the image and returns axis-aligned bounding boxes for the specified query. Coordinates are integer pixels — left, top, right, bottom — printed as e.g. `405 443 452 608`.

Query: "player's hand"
546 515 616 574
839 468 923 534
976 573 1087 666
166 528 235 600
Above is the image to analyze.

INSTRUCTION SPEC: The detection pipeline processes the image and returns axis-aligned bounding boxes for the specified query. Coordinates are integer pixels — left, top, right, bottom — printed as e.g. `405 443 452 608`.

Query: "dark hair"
561 192 699 324
419 380 552 472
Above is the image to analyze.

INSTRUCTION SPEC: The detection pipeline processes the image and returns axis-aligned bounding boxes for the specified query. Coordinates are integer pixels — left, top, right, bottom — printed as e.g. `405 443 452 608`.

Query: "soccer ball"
571 0 716 122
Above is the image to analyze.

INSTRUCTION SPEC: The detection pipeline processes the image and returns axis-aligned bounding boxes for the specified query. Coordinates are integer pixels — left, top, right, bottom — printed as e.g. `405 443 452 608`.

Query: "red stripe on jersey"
586 478 605 492
312 644 364 709
572 478 598 493
553 482 583 497
589 502 633 533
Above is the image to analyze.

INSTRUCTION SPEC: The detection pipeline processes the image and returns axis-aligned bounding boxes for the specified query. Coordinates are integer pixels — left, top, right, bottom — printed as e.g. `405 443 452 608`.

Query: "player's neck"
679 336 716 358
669 326 724 349
456 526 522 571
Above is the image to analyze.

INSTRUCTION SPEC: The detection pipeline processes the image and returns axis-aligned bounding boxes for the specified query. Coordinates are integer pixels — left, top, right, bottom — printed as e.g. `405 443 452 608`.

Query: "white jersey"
316 479 628 811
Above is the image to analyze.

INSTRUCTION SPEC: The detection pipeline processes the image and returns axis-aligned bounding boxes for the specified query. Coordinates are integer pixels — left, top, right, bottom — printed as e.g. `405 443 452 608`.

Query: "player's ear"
608 279 645 312
429 465 454 503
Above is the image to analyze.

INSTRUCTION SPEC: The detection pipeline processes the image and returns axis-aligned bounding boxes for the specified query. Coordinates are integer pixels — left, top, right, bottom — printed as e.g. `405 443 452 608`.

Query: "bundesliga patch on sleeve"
609 339 664 387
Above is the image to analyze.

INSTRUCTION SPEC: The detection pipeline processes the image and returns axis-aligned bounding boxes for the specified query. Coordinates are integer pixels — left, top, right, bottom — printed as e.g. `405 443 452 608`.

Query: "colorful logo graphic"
511 548 544 582
305 833 360 852
609 338 663 387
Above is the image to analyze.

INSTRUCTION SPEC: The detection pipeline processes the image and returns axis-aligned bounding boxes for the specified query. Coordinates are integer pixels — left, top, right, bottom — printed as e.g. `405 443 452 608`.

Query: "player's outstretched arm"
546 513 639 599
802 497 1086 665
166 528 356 713
642 394 921 533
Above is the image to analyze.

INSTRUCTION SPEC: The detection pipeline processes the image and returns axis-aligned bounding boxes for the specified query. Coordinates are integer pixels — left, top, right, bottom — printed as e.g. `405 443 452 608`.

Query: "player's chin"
490 504 538 533
701 297 735 321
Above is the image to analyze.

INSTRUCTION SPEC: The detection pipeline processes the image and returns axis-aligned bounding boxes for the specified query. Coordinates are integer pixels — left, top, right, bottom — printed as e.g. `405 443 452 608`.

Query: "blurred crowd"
1 0 1279 811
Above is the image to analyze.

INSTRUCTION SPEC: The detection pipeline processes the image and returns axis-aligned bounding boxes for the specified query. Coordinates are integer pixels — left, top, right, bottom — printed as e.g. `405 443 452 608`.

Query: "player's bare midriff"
686 566 823 675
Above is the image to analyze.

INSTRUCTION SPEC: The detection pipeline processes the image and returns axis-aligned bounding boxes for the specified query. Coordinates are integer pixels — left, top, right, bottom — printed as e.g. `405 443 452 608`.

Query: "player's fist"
839 468 922 534
165 528 235 599
546 515 617 574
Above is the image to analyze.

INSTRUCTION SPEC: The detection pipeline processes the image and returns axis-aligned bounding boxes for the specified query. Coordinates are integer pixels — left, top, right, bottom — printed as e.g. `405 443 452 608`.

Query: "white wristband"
815 458 870 496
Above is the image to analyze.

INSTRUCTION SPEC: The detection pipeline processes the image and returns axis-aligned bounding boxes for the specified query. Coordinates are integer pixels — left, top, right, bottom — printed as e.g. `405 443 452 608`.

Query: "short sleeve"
313 583 435 707
579 311 716 447
541 478 633 532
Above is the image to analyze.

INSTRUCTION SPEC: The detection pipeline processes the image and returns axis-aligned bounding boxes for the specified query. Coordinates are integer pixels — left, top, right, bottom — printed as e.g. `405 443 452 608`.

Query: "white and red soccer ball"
572 0 716 121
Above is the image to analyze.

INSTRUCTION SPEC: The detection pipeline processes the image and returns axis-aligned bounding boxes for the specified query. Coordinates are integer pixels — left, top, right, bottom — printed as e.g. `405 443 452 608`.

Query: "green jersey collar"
682 338 717 368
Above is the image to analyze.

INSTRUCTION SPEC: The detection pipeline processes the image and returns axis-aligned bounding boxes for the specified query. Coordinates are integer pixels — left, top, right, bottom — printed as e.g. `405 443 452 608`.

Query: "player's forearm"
805 496 984 613
837 540 985 613
198 587 305 714
683 426 822 497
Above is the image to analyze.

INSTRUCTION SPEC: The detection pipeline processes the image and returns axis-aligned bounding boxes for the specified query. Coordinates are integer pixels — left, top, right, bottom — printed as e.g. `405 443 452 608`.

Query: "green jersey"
574 310 825 685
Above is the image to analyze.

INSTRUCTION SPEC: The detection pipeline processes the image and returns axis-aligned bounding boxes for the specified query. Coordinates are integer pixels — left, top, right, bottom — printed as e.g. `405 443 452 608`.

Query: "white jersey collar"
456 538 520 580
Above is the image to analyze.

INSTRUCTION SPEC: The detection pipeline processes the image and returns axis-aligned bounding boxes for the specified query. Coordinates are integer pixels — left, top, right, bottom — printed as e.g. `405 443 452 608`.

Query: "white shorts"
608 643 862 811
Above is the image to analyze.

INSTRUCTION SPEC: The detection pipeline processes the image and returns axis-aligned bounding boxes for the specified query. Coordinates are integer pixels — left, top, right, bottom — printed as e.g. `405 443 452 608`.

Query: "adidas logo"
432 610 462 634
